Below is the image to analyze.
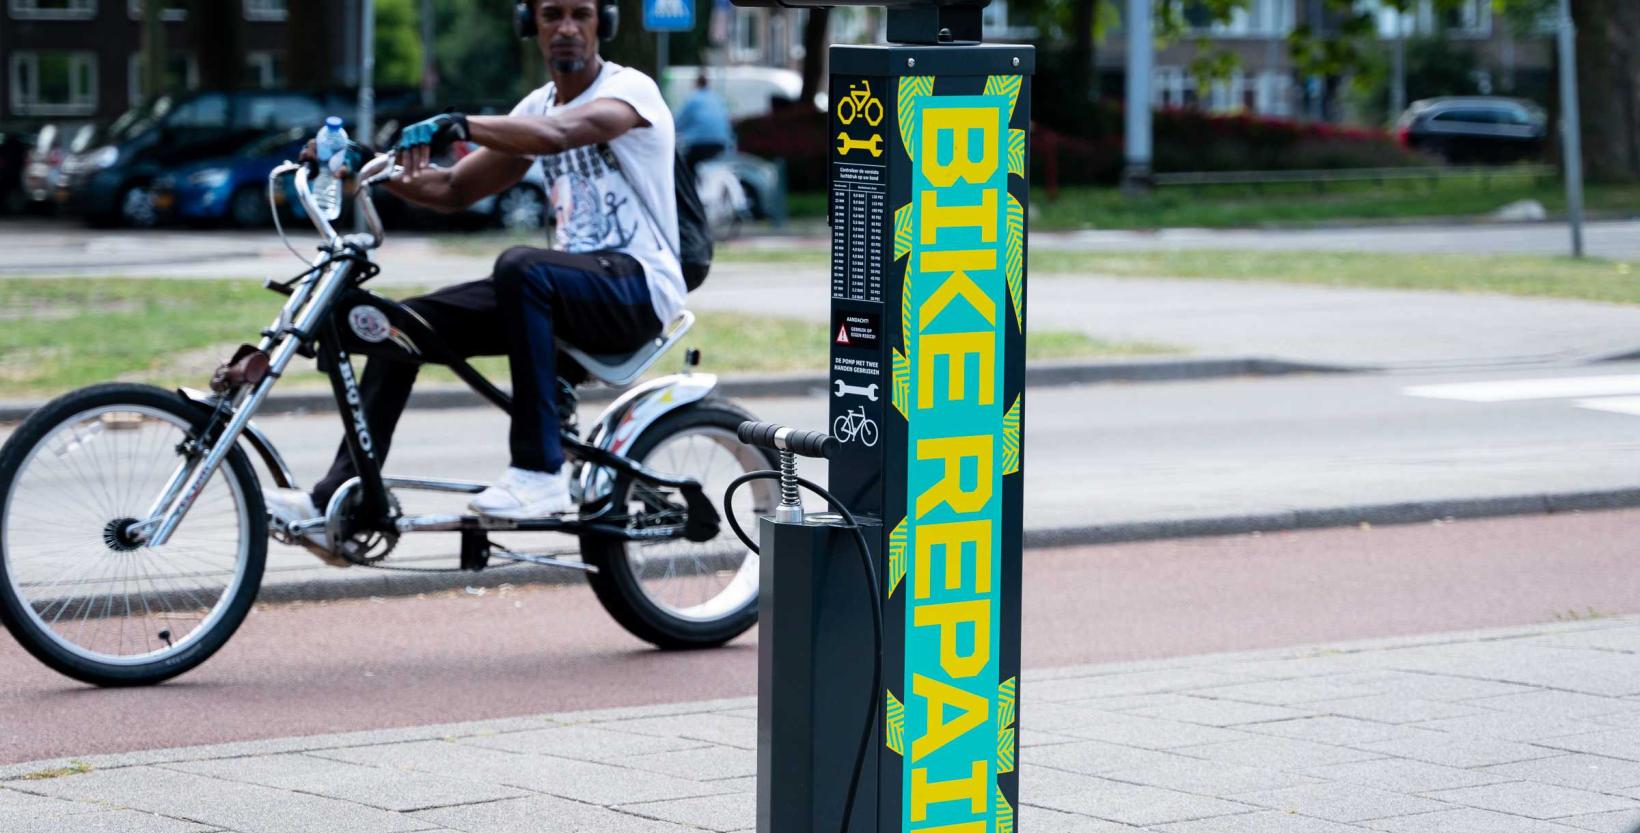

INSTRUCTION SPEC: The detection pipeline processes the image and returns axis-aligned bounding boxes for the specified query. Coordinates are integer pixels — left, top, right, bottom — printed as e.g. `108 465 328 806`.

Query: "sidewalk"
10 618 1640 832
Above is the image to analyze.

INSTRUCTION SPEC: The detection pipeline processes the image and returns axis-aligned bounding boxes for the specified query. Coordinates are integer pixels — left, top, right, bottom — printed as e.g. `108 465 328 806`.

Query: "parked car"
22 122 95 212
59 87 419 227
1394 97 1548 164
660 65 817 120
0 128 34 214
151 127 309 227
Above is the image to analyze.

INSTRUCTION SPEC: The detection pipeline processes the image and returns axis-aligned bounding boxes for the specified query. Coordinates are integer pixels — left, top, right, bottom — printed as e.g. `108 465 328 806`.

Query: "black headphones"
515 0 619 42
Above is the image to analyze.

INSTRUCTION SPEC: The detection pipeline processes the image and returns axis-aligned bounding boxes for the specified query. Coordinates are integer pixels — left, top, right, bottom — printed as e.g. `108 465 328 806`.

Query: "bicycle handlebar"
272 150 400 251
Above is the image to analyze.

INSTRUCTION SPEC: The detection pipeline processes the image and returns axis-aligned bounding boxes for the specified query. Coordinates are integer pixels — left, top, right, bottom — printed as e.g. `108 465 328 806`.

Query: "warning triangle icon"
836 325 850 345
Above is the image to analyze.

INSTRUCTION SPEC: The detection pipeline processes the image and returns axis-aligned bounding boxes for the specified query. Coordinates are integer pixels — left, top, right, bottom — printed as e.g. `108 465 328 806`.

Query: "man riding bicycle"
268 0 683 557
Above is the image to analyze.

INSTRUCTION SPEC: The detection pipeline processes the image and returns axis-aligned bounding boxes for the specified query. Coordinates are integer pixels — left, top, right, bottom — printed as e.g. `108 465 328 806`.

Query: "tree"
433 0 524 105
798 8 830 110
1571 0 1640 181
375 0 425 88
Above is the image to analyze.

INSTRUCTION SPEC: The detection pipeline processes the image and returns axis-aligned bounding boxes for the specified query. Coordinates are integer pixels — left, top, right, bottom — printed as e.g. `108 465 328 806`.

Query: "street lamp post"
1556 0 1585 259
1123 0 1153 192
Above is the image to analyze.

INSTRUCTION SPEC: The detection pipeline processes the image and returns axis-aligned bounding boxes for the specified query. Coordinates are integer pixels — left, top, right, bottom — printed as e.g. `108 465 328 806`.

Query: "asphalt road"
5 508 1640 765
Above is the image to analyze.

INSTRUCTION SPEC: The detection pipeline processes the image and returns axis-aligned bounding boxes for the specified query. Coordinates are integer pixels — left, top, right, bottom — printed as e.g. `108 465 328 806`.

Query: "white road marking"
1404 375 1640 403
1575 396 1640 416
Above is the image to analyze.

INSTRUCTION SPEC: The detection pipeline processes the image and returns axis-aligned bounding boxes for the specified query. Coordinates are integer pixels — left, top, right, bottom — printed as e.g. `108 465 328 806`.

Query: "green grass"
1031 249 1640 305
0 277 1163 400
785 178 1640 231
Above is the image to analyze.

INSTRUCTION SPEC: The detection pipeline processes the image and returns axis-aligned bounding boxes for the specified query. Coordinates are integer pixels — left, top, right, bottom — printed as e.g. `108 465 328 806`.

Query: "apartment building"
1 0 352 128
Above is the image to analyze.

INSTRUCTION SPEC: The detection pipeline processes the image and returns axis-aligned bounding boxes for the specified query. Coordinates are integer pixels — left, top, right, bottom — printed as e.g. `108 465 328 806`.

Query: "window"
245 52 285 88
127 51 198 107
1152 66 1196 109
243 0 285 21
1365 0 1489 38
166 93 228 129
1188 0 1293 37
127 0 185 21
9 0 94 18
10 52 96 116
733 8 765 62
1255 71 1291 116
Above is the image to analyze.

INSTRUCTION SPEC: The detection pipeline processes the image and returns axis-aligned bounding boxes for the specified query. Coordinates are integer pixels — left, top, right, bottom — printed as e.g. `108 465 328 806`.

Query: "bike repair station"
728 2 1032 831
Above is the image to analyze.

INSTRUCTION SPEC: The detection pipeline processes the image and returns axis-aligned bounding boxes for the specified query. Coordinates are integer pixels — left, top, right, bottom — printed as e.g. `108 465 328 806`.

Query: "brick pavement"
9 618 1640 832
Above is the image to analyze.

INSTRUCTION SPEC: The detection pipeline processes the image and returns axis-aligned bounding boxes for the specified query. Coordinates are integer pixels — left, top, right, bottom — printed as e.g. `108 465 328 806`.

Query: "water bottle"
313 116 347 221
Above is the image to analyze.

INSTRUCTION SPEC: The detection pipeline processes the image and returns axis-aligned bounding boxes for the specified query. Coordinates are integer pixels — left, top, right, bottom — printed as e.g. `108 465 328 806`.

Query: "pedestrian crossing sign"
643 0 694 31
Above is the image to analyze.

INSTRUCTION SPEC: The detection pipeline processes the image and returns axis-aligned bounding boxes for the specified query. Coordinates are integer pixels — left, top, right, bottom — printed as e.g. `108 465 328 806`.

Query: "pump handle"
738 421 838 460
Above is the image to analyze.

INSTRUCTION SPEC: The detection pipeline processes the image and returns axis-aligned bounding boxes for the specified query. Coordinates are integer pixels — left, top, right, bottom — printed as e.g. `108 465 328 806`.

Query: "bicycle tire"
0 384 266 686
580 398 777 649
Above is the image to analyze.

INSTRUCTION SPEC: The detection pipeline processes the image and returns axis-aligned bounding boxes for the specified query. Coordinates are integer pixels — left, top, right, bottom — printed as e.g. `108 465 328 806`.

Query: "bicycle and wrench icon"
834 379 879 401
836 132 884 158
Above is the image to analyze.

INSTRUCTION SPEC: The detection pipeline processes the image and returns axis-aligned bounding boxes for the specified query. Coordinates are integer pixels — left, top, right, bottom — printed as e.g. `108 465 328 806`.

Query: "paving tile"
0 786 100 825
1019 729 1083 748
315 740 725 806
1588 711 1640 730
1020 765 1254 827
167 753 529 811
1414 711 1602 742
622 745 756 781
1326 671 1537 702
411 794 695 833
1428 782 1640 820
1031 669 1253 700
1539 730 1640 763
16 767 424 833
595 714 758 750
1308 757 1511 793
1308 695 1488 724
1027 739 1190 776
1045 711 1250 749
1248 716 1429 746
0 809 219 833
1482 754 1640 793
1366 807 1590 832
1155 810 1373 832
1236 781 1450 823
1104 753 1321 796
1067 693 1206 712
1558 808 1640 832
1357 730 1560 767
618 793 754 832
1016 804 1140 831
1470 691 1639 720
1128 697 1309 727
1176 735 1384 770
457 725 707 762
1189 678 1385 706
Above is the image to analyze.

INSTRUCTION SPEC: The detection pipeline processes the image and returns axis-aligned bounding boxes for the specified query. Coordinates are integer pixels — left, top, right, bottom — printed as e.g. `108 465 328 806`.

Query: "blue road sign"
643 0 694 31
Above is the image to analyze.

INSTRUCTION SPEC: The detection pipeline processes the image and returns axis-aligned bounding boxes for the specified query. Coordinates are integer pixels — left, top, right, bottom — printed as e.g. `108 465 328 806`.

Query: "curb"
0 356 1360 423
249 485 1640 607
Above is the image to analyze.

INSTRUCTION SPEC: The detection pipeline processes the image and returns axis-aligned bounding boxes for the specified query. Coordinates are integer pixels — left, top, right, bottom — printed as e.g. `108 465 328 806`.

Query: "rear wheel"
0 384 266 685
580 399 777 649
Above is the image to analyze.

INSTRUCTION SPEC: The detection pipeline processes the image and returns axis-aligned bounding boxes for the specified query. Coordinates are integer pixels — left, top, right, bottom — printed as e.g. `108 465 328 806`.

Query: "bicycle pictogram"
836 81 884 128
833 405 879 447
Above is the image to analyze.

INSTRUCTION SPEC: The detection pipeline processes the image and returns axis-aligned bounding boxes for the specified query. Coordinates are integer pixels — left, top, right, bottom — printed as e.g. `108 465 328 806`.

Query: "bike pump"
727 2 1033 830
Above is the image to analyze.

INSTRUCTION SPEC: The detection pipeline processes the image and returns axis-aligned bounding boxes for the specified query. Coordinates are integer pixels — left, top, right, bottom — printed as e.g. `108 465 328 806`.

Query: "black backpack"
670 148 713 291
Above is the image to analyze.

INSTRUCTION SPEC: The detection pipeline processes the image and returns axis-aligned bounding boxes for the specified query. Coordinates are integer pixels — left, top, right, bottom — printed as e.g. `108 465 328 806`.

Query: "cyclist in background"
675 70 734 176
268 0 682 557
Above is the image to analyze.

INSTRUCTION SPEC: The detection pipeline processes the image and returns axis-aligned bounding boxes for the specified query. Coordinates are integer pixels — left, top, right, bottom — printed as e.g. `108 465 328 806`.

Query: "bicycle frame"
132 153 720 555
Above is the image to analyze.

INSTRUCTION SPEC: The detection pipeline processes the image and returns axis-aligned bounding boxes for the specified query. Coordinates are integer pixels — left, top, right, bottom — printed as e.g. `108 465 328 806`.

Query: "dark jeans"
312 246 662 508
683 141 727 177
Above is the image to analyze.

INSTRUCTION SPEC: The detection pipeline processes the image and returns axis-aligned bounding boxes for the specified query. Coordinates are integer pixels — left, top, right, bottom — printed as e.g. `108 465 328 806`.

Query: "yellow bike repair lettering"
905 96 1007 833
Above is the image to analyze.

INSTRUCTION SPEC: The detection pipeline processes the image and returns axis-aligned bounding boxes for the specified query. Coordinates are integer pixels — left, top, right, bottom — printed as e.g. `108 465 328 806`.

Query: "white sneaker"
264 488 348 567
470 467 573 519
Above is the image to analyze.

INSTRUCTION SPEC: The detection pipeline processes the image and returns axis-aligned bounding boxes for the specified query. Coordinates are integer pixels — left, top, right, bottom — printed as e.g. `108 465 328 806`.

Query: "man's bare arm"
465 99 648 158
384 147 534 212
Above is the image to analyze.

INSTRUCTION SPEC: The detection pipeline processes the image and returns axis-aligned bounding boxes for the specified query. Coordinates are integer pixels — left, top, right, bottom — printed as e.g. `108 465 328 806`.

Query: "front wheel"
0 384 266 685
580 399 778 649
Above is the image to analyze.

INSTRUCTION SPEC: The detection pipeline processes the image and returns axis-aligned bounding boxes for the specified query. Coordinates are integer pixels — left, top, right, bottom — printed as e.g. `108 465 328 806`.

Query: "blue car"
152 127 310 227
